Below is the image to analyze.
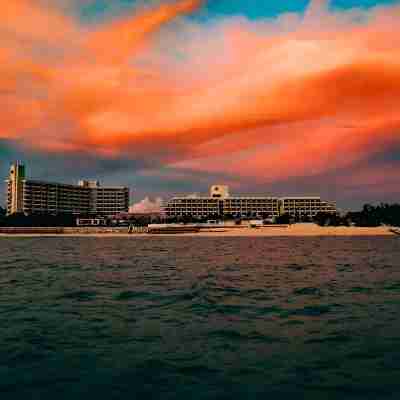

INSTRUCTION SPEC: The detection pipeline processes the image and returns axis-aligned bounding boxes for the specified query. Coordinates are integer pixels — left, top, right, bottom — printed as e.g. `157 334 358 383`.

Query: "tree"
346 203 400 227
314 212 331 226
314 212 342 226
301 214 312 223
0 206 5 225
276 213 291 224
223 213 235 221
0 212 77 227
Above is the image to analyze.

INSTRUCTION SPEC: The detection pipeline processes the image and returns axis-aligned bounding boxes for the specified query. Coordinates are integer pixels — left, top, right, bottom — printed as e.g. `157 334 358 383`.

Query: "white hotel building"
6 162 129 216
164 185 337 219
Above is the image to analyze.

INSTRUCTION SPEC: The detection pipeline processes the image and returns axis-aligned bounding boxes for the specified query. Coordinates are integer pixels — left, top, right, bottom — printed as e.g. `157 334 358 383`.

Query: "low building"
6 162 129 216
22 180 91 215
222 197 280 217
165 197 220 219
164 185 337 220
280 197 337 218
76 218 107 227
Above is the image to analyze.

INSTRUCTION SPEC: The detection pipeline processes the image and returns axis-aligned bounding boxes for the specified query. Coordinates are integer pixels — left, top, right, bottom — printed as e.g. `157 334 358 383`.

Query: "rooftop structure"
210 185 230 199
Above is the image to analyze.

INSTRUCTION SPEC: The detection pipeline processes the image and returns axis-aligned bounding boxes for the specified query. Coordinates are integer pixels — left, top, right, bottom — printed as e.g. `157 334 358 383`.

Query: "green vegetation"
1 203 399 228
347 204 400 227
315 204 400 227
0 212 165 228
0 206 5 225
275 213 291 224
0 212 76 227
313 212 347 227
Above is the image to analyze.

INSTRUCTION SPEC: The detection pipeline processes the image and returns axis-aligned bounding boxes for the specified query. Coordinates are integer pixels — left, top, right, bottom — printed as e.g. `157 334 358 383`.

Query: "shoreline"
0 225 396 237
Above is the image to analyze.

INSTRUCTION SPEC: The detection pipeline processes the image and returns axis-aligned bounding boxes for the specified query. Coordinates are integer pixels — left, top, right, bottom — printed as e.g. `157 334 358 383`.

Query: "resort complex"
5 162 337 220
6 162 129 216
165 185 337 219
3 162 400 236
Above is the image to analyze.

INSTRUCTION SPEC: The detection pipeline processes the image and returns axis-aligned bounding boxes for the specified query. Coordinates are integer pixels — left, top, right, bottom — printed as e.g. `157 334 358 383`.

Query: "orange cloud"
2 0 78 46
86 0 204 63
173 116 400 182
1 0 400 191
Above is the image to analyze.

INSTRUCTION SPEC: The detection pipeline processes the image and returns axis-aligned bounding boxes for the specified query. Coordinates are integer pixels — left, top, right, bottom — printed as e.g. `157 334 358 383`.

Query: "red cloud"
1 0 400 192
86 0 203 63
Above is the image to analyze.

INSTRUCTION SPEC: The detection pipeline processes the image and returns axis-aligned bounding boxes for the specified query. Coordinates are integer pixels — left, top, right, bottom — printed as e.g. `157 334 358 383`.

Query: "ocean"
1 236 400 399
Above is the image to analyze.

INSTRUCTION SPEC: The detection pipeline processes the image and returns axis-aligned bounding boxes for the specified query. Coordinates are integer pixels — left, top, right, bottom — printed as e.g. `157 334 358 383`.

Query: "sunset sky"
1 0 399 210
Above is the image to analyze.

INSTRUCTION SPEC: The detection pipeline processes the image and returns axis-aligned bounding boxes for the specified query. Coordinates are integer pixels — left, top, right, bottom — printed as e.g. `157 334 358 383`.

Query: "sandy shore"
0 224 396 237
193 225 395 237
147 225 394 237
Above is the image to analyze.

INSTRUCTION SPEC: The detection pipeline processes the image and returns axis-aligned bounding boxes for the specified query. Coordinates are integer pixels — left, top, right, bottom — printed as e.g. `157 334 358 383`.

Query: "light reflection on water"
0 236 400 399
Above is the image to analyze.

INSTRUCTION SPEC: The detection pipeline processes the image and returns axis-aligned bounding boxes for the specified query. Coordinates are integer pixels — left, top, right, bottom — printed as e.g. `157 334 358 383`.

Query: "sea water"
0 236 400 399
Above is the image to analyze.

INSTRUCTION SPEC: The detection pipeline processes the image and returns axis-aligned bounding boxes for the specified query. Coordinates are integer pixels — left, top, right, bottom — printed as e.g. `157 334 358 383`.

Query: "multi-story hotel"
164 185 337 219
6 162 129 216
280 197 337 218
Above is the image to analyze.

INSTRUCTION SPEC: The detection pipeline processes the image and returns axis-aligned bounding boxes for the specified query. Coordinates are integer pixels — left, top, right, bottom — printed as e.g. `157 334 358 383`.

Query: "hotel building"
6 162 129 216
164 185 337 219
280 197 337 218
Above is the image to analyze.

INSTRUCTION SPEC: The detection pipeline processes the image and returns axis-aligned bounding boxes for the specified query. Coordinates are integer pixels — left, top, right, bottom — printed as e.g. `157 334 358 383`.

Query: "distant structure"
5 162 129 216
210 185 230 199
165 185 337 219
7 161 26 215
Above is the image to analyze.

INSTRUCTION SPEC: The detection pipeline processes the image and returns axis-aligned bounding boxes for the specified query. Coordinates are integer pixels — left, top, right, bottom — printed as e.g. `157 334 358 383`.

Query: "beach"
0 224 395 237
195 224 395 237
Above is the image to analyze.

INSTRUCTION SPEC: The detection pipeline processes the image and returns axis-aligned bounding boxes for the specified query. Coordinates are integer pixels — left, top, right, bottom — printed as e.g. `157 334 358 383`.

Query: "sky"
1 0 400 211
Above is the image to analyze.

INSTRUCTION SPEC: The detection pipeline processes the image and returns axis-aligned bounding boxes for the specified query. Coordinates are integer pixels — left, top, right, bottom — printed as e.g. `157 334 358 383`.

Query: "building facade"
164 185 337 219
280 197 337 218
6 163 129 216
165 197 220 219
22 180 91 215
222 197 280 217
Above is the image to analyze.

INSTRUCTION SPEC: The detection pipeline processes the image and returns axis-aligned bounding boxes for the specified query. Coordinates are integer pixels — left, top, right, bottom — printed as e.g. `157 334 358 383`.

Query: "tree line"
0 210 164 228
1 203 399 227
314 204 400 227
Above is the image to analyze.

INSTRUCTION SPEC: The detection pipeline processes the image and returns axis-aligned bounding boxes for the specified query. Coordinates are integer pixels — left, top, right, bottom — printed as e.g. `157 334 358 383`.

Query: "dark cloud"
1 1 400 210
